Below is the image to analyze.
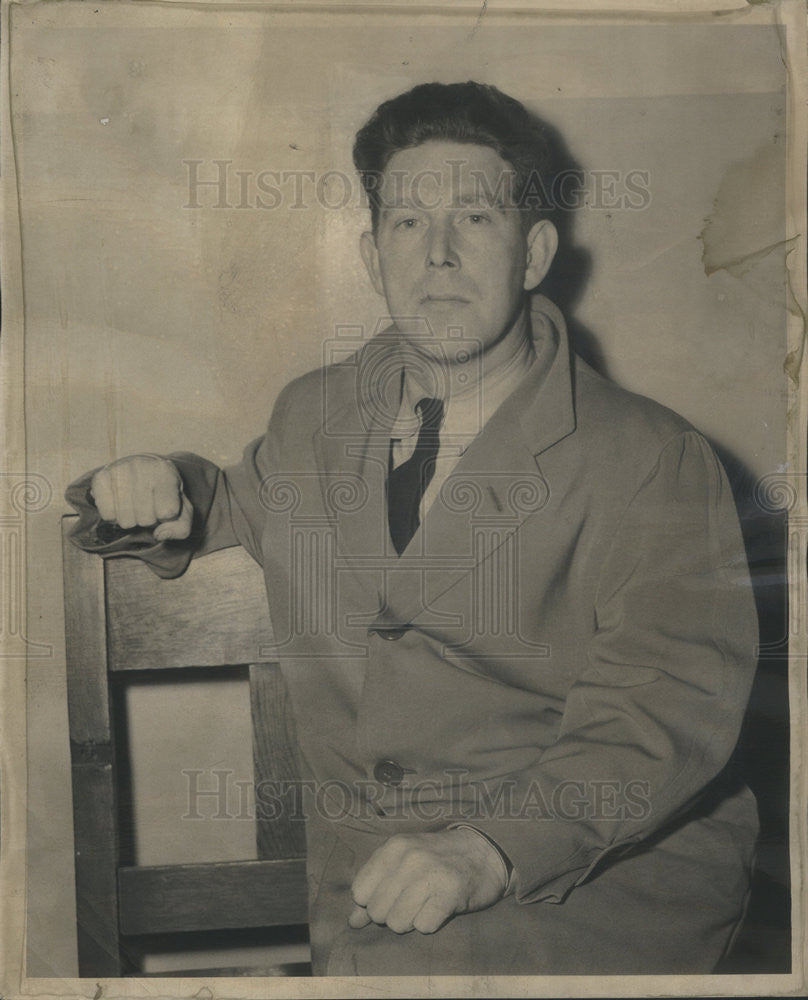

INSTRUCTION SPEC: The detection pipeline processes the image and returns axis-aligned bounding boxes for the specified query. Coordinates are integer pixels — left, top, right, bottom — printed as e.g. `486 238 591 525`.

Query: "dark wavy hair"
352 81 555 232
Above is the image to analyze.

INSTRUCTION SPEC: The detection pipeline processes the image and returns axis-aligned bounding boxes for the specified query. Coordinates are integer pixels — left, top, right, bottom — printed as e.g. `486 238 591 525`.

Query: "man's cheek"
381 255 413 287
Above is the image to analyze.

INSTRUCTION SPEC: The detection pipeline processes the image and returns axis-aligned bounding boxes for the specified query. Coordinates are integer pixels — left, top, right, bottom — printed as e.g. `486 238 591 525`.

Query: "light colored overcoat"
69 296 759 975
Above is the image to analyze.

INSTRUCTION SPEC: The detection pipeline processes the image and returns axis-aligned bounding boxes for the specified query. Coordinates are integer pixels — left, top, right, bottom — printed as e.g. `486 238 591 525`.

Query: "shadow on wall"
534 113 604 377
713 447 792 974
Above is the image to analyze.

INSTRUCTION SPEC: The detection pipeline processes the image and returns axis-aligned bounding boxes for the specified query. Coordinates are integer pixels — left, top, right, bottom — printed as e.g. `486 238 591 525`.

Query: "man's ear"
360 230 385 297
523 219 558 291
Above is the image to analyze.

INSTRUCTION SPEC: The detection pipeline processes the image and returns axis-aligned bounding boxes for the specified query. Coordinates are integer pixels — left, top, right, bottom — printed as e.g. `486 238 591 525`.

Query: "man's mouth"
422 294 471 304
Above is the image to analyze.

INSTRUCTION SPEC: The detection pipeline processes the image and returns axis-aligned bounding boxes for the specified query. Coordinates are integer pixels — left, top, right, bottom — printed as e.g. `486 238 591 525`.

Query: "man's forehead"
377 140 517 207
382 140 513 179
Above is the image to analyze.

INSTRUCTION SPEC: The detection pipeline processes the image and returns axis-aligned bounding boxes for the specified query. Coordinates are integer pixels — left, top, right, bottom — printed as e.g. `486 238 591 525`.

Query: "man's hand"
90 455 193 541
348 827 508 935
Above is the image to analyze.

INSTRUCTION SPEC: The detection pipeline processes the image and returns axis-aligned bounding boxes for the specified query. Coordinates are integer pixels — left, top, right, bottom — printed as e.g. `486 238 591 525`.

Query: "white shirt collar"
390 332 536 455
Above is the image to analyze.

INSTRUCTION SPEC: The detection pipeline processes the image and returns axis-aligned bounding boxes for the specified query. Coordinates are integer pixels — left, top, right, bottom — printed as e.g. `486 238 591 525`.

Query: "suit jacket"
67 295 760 975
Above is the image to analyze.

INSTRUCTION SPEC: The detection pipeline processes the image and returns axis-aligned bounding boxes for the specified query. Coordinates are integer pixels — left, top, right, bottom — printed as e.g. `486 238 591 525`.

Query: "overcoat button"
374 760 405 786
380 626 407 640
369 625 408 640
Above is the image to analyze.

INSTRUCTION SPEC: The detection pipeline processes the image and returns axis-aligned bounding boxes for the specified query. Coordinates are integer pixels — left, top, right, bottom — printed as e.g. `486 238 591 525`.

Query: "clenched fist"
90 455 193 541
348 827 508 936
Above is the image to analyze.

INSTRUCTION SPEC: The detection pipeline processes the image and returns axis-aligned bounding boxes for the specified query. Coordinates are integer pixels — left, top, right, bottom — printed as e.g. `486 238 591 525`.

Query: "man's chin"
394 307 477 340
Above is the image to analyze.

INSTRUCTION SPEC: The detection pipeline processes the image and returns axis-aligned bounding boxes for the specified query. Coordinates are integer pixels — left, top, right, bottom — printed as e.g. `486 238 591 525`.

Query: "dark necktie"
387 397 444 555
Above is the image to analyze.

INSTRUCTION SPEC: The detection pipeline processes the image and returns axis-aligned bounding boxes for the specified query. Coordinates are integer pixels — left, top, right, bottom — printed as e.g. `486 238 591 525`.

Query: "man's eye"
395 217 420 229
464 213 490 224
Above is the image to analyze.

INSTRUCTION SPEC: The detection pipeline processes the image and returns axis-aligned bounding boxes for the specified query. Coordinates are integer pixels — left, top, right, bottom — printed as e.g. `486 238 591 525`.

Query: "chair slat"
105 546 276 671
118 860 308 935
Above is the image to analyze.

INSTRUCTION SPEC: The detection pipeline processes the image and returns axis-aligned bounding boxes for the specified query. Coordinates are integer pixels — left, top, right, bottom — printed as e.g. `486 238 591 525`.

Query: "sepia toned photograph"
1 0 805 996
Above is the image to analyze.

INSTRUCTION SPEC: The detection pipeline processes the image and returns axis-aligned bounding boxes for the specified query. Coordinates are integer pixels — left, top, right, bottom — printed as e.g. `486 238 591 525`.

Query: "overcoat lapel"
312 332 398 564
312 296 578 628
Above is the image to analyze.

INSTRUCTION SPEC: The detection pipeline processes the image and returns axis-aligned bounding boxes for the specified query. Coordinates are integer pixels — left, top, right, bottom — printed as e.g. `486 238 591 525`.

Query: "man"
67 82 759 976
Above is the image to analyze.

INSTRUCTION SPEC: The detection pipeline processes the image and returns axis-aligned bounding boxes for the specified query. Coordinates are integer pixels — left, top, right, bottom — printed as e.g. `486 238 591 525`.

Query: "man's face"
360 140 557 359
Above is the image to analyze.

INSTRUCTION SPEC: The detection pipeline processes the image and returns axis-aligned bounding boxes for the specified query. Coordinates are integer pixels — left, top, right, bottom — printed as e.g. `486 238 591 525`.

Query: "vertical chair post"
249 662 307 861
62 517 123 977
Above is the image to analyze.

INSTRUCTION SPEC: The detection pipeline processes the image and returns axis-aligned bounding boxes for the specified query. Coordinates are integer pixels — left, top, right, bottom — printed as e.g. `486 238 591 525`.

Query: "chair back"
62 516 307 976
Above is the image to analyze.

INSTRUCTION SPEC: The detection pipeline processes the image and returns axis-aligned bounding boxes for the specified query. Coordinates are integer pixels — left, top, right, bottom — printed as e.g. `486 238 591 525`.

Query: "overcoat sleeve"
64 383 296 576
467 430 758 904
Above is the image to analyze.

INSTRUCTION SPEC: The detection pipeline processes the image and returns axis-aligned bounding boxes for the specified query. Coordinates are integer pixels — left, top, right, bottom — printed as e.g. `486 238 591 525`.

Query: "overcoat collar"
312 294 577 627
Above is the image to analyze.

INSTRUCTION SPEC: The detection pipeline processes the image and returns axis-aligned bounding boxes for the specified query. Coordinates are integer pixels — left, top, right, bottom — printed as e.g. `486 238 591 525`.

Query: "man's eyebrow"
377 192 511 214
379 199 420 213
452 191 508 210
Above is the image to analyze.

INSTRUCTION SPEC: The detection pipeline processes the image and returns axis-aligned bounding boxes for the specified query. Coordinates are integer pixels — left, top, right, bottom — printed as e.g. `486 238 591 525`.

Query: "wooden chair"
61 516 309 977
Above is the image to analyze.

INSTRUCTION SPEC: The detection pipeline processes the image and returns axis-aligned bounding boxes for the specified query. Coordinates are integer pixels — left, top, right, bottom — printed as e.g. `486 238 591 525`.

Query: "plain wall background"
10 2 788 976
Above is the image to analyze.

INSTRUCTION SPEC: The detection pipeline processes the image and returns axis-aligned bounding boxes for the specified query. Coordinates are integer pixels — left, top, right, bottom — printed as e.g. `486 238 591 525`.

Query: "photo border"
1 1 805 997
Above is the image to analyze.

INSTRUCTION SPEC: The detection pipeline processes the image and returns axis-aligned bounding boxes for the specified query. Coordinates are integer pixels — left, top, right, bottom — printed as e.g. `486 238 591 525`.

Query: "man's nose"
425 219 459 269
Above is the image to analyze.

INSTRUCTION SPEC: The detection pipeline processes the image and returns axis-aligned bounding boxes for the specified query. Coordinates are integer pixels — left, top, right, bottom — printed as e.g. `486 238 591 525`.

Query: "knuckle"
157 460 179 486
413 909 443 935
351 885 368 907
398 851 420 875
111 456 135 474
439 866 461 888
157 495 181 520
383 835 409 856
386 914 410 935
110 473 132 501
400 846 432 873
108 463 124 485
